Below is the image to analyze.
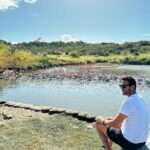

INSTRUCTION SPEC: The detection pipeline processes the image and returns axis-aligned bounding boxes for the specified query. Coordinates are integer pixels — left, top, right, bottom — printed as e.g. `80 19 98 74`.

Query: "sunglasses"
119 84 129 89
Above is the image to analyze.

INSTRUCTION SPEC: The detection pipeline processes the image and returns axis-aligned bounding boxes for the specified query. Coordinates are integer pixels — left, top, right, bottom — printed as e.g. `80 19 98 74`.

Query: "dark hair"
121 76 136 89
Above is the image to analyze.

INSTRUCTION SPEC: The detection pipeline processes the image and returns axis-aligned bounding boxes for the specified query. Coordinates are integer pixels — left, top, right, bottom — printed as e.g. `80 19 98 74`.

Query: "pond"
0 64 150 118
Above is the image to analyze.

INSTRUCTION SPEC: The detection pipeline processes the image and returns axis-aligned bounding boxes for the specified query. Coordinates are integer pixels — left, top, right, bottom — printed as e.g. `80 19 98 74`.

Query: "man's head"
119 76 136 96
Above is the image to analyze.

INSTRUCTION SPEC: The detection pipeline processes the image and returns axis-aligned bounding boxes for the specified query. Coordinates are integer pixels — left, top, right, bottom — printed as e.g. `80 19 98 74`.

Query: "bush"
70 52 80 58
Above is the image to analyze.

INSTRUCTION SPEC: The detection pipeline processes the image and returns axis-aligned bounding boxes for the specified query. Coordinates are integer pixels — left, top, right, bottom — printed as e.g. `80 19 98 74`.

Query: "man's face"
119 80 132 96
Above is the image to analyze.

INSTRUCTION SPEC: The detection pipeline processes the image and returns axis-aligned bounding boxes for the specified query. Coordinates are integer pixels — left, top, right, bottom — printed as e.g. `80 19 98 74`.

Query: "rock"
77 111 89 120
3 114 13 120
85 124 93 129
23 104 34 109
4 101 15 107
11 102 24 108
40 106 52 113
64 109 79 116
30 106 41 112
85 113 96 123
55 107 66 113
48 107 66 114
0 101 6 105
78 111 88 117
72 125 79 129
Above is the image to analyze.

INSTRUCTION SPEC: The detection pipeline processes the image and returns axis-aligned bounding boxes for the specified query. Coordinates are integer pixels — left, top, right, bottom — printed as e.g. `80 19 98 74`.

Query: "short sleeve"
119 100 134 116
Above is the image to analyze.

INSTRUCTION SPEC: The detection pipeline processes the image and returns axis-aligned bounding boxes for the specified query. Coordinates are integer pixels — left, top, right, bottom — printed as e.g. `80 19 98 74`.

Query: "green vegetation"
0 41 52 70
0 113 120 150
16 40 150 55
0 39 150 70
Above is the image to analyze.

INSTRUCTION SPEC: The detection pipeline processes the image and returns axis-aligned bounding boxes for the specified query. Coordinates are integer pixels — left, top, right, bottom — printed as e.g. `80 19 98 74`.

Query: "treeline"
15 40 150 56
0 39 150 70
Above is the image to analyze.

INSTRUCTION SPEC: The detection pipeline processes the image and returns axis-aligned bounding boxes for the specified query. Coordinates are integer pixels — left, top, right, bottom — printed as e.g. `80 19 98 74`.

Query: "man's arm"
105 113 127 128
96 113 127 128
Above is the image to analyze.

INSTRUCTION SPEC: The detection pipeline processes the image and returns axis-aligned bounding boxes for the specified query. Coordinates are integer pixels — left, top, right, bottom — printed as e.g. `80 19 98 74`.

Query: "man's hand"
104 113 127 128
95 116 105 124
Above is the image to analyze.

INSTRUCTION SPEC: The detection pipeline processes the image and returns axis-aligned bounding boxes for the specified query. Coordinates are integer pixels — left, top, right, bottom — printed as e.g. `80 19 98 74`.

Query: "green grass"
0 41 150 70
47 53 150 66
0 114 120 150
1 45 149 70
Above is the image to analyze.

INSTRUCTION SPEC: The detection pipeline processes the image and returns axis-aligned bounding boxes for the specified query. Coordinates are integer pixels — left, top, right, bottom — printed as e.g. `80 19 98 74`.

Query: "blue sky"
0 0 150 43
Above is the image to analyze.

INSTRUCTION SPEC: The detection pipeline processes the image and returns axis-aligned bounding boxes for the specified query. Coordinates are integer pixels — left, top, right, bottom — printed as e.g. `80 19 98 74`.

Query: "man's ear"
131 85 136 91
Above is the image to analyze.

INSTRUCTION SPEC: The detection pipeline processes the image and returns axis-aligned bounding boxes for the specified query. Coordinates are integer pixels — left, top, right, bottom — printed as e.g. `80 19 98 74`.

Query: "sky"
0 0 150 44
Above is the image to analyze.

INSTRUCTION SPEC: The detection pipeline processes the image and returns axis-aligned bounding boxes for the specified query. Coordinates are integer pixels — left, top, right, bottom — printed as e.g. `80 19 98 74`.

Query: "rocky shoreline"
0 101 96 123
0 100 150 149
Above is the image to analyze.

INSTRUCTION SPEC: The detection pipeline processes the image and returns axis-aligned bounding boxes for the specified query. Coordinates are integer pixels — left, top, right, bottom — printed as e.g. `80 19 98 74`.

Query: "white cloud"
24 0 37 4
0 0 37 11
143 34 150 36
0 0 19 11
59 34 79 43
11 41 18 44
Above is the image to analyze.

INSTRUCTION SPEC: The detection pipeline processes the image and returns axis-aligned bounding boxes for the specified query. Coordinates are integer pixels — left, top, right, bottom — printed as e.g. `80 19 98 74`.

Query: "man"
95 76 149 150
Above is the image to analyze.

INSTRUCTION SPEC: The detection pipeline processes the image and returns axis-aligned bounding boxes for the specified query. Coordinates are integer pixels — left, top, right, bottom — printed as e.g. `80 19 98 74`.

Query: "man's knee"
95 121 108 136
95 116 101 121
95 121 103 130
95 116 103 123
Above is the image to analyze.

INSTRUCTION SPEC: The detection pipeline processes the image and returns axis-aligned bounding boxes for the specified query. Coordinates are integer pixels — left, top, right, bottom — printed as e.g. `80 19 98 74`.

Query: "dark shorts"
107 127 145 150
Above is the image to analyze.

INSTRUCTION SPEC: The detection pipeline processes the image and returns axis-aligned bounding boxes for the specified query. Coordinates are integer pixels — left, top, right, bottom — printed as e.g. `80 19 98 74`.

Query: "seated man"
95 77 149 150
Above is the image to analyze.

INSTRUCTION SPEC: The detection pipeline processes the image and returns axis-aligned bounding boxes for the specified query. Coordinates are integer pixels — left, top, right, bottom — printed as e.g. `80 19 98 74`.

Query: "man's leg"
108 139 113 149
95 122 112 150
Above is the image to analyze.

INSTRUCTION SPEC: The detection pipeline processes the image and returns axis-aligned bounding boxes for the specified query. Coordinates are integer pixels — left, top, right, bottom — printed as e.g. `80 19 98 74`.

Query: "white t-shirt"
119 93 149 144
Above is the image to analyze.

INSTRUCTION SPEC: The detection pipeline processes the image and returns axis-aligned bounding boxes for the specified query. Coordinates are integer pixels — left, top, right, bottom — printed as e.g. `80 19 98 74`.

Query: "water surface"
0 64 149 117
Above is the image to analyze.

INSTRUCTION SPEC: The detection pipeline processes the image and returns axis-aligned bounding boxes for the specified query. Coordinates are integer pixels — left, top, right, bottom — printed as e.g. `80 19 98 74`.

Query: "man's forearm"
95 116 123 128
104 119 122 128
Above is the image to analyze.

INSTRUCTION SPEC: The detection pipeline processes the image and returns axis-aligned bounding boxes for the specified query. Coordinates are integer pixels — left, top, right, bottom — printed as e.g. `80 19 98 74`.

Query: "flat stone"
64 109 79 116
56 107 66 113
78 111 88 118
23 104 34 109
5 101 16 107
77 112 89 121
40 106 52 113
85 113 96 122
30 106 42 112
49 107 60 114
11 103 25 108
